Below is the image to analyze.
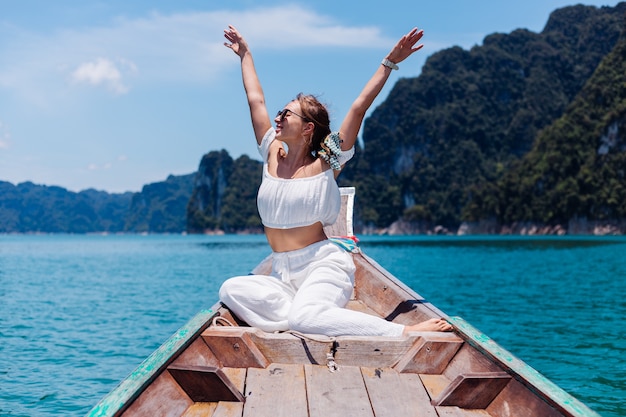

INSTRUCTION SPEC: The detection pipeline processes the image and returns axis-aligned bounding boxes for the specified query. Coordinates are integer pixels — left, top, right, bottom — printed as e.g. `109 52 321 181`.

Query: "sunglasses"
276 109 311 122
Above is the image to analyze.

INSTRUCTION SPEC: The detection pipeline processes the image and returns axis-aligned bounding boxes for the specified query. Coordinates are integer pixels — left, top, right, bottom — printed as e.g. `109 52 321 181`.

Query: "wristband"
381 58 399 70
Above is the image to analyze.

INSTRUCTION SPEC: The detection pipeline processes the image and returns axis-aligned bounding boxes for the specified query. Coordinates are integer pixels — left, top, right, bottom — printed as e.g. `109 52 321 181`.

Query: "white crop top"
257 128 354 229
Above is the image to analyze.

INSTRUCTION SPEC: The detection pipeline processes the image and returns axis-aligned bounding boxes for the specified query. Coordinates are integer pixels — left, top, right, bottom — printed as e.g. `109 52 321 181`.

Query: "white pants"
219 240 404 337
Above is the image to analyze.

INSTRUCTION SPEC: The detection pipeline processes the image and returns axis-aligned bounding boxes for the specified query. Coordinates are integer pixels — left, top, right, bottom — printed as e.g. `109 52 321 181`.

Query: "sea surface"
0 234 624 417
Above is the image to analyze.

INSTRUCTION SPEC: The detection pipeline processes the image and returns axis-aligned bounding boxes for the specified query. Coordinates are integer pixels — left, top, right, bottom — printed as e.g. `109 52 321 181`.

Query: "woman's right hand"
223 24 270 144
386 27 424 65
223 25 249 57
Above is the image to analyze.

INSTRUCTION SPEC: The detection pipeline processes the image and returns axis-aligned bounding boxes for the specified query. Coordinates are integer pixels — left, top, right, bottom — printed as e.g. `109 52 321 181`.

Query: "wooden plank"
487 378 563 417
181 402 217 417
212 402 244 417
431 372 511 408
250 255 272 275
222 367 246 393
248 330 332 365
361 367 438 417
212 368 247 417
345 299 379 315
122 371 191 417
202 327 269 369
420 374 451 401
250 330 422 368
449 316 602 417
352 255 414 320
87 309 217 417
170 337 221 368
243 364 307 417
395 333 464 374
167 365 245 403
333 335 420 368
352 253 449 322
443 343 503 379
305 364 374 417
434 408 492 417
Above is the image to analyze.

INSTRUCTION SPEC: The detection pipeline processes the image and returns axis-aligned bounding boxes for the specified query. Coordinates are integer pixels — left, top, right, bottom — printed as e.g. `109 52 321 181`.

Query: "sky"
0 1 622 193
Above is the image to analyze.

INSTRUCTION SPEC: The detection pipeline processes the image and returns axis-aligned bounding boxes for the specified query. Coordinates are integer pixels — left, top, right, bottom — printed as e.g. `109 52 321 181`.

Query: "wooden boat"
87 188 600 417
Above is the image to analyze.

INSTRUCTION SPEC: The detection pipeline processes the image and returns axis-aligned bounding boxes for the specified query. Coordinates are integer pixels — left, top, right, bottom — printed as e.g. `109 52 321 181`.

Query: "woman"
219 24 452 337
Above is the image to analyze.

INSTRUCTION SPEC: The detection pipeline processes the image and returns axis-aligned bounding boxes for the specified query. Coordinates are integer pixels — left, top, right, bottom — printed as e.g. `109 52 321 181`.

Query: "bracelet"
381 58 399 70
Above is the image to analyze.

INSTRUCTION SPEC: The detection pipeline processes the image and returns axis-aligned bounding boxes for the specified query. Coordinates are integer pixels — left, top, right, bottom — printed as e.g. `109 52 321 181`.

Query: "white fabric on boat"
219 240 404 337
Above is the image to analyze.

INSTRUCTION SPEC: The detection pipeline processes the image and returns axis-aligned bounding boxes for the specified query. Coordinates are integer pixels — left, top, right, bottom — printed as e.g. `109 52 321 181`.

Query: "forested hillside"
125 174 195 233
0 175 193 233
339 3 626 233
465 26 626 231
0 181 132 233
186 151 262 233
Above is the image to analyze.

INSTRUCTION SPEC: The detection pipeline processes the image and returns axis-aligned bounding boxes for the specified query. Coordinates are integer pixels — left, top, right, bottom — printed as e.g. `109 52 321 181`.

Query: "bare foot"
402 318 453 335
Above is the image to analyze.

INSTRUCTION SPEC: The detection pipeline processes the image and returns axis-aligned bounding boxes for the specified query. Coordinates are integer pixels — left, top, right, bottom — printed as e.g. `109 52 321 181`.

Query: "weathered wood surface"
244 364 307 417
211 401 244 417
420 373 452 400
167 365 245 403
86 279 603 417
212 368 246 417
181 403 217 417
249 330 331 365
449 316 601 417
87 309 218 417
361 367 438 417
353 253 448 324
199 326 470 371
202 327 270 369
431 372 511 408
332 334 420 367
305 364 374 417
395 332 464 374
434 408 492 417
121 370 191 416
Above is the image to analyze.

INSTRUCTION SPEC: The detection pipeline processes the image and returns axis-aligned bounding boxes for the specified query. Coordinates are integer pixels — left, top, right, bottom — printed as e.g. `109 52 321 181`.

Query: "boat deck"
121 319 564 417
179 362 492 417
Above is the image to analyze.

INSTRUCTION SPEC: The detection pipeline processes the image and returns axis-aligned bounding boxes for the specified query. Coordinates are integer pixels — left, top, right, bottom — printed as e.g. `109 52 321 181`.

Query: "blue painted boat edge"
85 307 219 417
449 316 601 417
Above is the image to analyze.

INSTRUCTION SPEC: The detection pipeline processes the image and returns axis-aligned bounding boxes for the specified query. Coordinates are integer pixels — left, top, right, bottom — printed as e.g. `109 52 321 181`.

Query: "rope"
212 316 235 327
282 330 336 343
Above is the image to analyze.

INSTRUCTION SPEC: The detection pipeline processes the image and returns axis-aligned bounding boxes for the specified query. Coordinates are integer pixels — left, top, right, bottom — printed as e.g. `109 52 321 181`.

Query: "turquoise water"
0 234 624 416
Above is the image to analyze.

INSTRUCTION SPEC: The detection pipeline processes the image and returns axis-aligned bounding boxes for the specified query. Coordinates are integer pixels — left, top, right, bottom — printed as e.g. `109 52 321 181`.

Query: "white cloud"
71 57 134 94
230 5 391 48
0 6 392 103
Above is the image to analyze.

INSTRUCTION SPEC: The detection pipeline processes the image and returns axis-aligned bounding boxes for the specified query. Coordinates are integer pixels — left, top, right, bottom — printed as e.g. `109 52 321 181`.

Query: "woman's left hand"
386 27 424 64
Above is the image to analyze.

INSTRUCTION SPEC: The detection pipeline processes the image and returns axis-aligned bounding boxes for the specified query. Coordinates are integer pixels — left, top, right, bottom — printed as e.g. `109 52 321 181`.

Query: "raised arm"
339 28 424 151
224 25 271 145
